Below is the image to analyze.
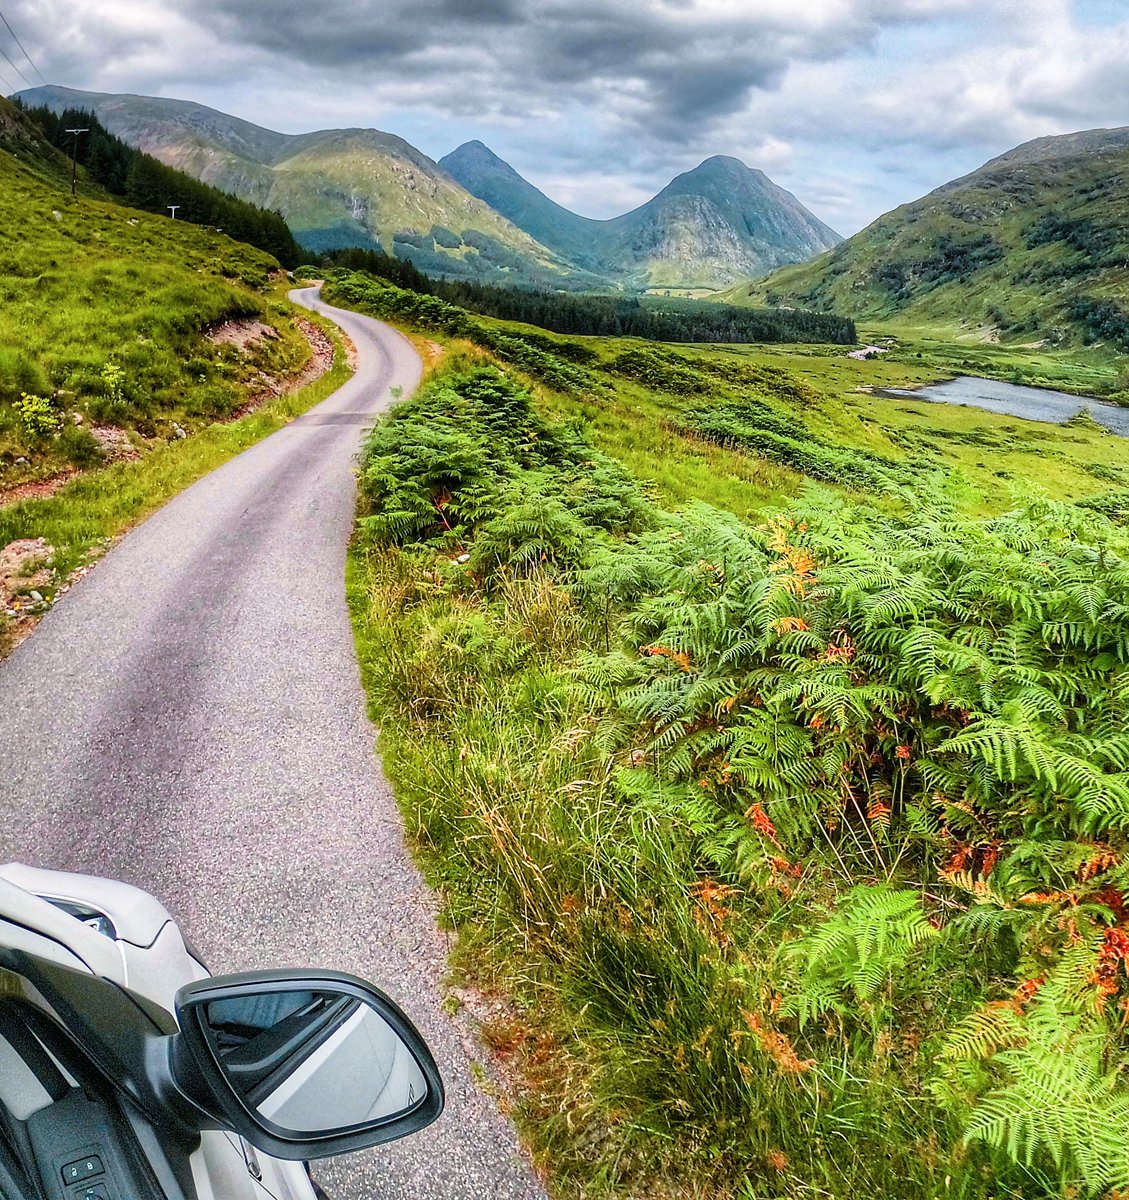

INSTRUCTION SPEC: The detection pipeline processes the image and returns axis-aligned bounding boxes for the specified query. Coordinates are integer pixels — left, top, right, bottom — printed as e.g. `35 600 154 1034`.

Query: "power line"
0 7 45 85
0 35 31 89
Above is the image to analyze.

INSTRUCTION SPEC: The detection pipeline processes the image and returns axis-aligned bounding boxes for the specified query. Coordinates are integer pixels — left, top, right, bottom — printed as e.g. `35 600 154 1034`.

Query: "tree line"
322 246 857 345
19 103 302 267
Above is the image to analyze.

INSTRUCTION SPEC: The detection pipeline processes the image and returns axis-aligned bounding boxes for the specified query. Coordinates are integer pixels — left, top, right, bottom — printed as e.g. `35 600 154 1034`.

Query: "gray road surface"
0 286 547 1200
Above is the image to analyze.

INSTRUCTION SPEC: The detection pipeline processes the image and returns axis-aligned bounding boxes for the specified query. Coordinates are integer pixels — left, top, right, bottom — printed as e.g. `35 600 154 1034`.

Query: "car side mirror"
170 969 443 1160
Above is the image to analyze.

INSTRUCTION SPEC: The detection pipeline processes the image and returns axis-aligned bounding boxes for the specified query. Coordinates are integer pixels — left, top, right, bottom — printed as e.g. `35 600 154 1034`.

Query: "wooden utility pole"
65 127 88 197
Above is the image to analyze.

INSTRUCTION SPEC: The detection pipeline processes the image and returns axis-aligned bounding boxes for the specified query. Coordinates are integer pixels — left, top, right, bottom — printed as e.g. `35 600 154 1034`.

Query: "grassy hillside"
724 127 1129 352
21 103 303 266
18 86 578 286
21 88 842 291
341 315 1129 1199
0 97 310 493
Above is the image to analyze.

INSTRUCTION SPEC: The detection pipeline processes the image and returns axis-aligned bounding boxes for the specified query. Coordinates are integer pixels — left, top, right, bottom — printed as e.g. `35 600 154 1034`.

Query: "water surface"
878 375 1129 437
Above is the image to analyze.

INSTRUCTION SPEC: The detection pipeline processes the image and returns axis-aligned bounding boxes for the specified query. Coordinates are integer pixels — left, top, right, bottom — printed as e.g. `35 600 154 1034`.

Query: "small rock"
456 553 471 564
72 412 84 425
51 209 62 222
28 590 43 602
15 457 27 466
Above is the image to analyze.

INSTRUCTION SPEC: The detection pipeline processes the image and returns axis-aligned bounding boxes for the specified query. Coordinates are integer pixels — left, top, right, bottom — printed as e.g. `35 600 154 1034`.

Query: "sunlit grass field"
524 326 1128 517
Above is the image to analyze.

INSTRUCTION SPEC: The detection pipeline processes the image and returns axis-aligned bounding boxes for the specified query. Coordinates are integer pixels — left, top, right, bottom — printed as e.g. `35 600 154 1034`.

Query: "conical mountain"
441 143 841 288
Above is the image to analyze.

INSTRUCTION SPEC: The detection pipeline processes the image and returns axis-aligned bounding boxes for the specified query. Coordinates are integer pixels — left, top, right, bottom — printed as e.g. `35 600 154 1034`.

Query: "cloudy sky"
3 0 1128 233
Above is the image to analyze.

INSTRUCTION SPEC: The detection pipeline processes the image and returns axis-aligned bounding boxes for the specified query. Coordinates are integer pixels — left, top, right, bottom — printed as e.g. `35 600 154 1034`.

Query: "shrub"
357 360 650 561
352 352 1129 1197
0 347 49 404
14 392 62 438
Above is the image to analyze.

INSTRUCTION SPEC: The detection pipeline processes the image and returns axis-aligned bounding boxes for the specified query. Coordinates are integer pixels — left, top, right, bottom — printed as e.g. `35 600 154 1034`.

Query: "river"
877 376 1129 437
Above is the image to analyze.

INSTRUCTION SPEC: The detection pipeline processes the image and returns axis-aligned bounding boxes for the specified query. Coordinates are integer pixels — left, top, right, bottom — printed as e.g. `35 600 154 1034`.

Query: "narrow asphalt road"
0 286 547 1200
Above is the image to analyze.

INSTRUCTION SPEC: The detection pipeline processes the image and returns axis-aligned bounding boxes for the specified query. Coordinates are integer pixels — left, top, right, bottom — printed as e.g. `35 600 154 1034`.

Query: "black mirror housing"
171 969 443 1160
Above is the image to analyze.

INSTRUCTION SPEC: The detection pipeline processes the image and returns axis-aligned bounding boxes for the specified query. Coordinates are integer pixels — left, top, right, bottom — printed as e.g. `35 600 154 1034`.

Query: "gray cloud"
170 0 966 138
4 0 1129 234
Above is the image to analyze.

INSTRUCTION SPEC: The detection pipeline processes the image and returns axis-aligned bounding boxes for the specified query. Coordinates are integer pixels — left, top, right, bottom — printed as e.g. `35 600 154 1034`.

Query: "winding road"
0 286 547 1200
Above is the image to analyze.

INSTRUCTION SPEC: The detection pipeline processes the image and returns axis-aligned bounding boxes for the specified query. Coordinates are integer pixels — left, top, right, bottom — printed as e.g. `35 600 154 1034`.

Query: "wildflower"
895 744 912 760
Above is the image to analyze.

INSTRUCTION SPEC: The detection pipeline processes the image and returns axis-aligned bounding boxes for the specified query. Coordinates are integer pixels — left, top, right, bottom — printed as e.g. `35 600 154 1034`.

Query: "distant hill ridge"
723 122 1129 351
18 85 840 290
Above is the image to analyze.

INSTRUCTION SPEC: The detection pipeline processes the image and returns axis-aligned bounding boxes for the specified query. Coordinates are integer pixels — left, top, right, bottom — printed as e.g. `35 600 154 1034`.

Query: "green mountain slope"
723 126 1129 348
17 85 575 285
0 96 307 491
19 88 840 291
440 142 841 289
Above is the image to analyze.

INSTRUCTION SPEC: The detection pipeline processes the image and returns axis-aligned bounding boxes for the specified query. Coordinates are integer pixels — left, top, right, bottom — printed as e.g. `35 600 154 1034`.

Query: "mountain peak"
664 155 775 196
452 139 495 156
443 143 840 287
441 139 520 179
20 83 840 290
695 154 754 173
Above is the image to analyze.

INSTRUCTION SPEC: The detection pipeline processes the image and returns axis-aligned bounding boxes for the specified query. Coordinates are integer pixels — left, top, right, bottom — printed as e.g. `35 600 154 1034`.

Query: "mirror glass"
199 987 428 1135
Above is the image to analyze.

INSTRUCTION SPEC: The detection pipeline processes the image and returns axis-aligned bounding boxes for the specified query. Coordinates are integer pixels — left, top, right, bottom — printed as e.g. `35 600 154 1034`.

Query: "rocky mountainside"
20 86 839 290
441 143 840 288
16 85 574 285
723 126 1129 349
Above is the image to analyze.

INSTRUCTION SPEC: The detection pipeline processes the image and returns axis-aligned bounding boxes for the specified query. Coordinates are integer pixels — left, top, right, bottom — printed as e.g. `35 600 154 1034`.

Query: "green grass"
0 114 309 489
324 268 1129 522
345 355 1129 1200
528 333 1127 517
0 321 350 646
329 270 1129 1200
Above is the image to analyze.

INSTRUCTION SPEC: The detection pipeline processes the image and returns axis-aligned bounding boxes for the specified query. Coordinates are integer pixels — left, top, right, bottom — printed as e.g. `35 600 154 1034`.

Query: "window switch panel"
61 1156 104 1186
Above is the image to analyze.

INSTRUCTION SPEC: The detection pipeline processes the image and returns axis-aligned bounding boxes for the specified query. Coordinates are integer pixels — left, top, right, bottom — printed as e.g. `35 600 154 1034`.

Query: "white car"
0 862 443 1200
